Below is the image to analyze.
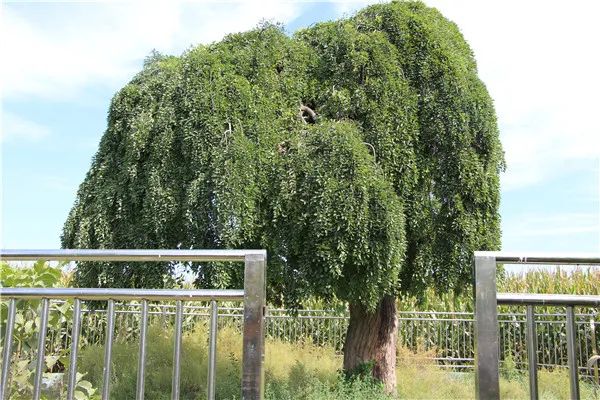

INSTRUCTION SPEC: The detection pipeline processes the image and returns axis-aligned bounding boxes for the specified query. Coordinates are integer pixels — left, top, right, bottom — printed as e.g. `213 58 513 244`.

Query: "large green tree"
62 1 503 391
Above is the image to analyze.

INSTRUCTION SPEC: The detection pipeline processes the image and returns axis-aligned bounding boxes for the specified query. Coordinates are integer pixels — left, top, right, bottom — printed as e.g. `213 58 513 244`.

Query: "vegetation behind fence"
2 262 599 383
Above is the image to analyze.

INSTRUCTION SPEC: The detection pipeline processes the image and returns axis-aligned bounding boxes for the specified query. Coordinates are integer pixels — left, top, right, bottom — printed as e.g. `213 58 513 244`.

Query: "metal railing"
41 305 596 375
0 249 267 400
474 252 600 400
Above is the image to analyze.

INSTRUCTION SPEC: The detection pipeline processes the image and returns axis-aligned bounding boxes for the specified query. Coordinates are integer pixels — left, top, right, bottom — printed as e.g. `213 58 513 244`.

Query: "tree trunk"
343 295 398 394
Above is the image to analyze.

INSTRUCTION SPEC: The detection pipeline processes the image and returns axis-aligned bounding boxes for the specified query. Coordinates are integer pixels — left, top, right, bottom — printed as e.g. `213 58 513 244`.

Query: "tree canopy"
62 1 503 310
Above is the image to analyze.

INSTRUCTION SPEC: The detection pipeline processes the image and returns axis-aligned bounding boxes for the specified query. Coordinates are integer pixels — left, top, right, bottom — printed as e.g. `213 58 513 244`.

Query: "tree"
62 1 504 392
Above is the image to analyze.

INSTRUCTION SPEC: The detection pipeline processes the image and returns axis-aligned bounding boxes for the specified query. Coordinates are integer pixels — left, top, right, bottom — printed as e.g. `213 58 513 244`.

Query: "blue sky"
1 0 599 256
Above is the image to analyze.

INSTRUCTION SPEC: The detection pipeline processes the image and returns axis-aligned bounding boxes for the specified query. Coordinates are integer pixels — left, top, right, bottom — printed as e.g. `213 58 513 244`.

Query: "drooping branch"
363 142 377 163
299 104 317 124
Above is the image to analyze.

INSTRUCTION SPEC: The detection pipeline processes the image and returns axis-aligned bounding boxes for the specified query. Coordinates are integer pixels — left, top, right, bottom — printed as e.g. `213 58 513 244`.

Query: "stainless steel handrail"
497 293 600 307
474 251 600 400
0 288 245 301
475 251 600 264
0 249 266 400
0 248 265 262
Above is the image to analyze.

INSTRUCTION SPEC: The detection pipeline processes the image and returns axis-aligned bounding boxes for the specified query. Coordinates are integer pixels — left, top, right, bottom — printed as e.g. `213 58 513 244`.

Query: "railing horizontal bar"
497 293 600 306
475 251 600 265
0 288 245 301
397 311 474 316
393 317 474 322
72 304 596 318
0 248 266 262
74 308 595 320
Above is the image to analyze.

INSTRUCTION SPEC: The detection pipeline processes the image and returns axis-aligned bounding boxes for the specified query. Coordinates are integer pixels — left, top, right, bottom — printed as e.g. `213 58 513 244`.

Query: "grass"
75 323 600 399
396 345 600 399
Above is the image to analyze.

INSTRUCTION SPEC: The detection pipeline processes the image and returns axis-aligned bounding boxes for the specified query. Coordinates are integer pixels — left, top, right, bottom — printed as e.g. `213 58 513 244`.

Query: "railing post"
474 253 500 400
242 252 266 400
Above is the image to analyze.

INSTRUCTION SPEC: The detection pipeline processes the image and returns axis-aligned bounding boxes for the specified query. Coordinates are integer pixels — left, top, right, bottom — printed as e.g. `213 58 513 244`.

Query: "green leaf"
45 355 60 369
74 390 87 400
78 380 94 393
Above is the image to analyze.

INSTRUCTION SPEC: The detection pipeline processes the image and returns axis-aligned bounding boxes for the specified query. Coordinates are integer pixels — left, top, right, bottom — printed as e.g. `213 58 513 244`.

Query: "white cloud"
425 0 600 190
2 0 599 190
1 1 301 100
1 112 50 142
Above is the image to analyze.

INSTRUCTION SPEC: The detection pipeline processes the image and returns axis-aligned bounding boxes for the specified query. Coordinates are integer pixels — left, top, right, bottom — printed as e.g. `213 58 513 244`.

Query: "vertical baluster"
67 299 82 400
33 300 50 397
33 298 50 400
102 300 116 400
526 306 538 400
136 300 149 400
513 314 517 366
582 320 590 369
207 300 218 400
542 321 548 367
590 316 599 385
566 306 580 399
171 300 183 400
554 318 560 367
1 299 17 400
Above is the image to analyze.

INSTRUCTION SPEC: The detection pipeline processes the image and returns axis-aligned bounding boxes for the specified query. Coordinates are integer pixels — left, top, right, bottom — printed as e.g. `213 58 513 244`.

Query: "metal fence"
0 249 267 400
18 301 599 378
474 252 600 400
3 250 600 400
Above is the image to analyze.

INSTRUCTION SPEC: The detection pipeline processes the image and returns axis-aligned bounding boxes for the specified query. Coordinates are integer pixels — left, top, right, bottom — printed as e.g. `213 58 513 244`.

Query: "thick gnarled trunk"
343 295 398 393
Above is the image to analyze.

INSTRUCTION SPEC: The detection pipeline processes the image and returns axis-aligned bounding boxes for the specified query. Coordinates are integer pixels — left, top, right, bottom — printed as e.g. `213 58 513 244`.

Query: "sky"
1 0 599 260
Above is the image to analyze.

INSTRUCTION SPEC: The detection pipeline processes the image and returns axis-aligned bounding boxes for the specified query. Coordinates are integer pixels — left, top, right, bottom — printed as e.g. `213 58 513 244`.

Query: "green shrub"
1 262 97 399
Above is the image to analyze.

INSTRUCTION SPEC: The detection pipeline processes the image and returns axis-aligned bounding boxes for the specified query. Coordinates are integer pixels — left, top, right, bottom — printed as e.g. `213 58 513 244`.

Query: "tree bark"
343 295 398 394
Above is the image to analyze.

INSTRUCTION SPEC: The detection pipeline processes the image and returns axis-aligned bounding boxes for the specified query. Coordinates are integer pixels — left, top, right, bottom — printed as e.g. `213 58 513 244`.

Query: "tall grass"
78 323 390 400
76 322 600 399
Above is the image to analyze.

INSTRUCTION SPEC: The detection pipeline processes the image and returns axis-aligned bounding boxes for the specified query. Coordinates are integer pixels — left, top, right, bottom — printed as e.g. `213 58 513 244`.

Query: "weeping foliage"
62 1 503 310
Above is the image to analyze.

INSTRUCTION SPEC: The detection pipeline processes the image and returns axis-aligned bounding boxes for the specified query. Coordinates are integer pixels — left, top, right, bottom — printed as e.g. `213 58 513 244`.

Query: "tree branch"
299 105 317 124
